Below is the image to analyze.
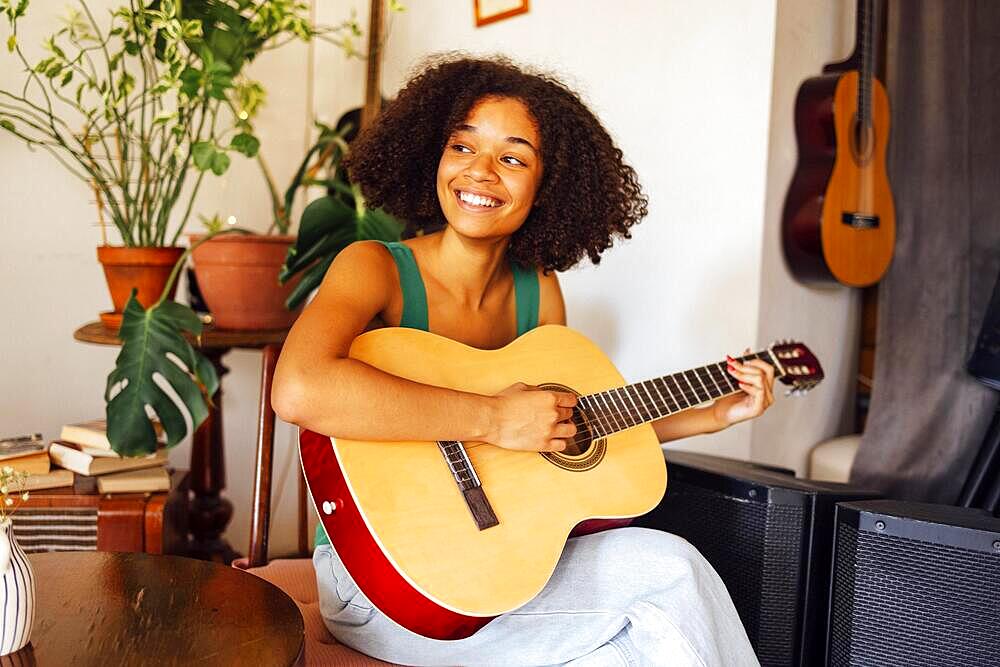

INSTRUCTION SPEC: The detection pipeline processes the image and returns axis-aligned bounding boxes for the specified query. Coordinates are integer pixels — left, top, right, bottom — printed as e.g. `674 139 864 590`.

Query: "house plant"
277 116 404 309
190 0 407 329
0 0 331 328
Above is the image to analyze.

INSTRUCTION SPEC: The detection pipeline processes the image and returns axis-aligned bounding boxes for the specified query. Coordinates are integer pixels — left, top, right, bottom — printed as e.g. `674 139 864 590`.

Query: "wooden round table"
9 552 303 666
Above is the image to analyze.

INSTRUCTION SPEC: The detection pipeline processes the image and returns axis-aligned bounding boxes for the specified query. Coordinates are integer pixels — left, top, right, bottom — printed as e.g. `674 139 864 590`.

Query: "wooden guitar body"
783 70 895 286
299 325 667 639
782 0 895 287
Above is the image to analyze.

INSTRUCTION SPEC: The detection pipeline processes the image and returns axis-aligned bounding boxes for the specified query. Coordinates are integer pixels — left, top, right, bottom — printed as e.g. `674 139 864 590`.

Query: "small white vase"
0 518 34 656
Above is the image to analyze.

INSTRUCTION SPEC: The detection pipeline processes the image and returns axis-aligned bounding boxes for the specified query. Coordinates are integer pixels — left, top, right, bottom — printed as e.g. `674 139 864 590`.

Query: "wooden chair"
233 344 393 666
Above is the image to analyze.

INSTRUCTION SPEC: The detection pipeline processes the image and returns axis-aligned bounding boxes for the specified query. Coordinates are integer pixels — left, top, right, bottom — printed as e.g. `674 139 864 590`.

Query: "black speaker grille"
830 522 1000 666
653 479 805 665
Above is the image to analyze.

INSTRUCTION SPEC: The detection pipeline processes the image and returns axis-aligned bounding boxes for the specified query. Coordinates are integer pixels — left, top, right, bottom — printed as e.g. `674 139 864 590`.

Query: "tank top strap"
511 261 540 336
377 240 430 331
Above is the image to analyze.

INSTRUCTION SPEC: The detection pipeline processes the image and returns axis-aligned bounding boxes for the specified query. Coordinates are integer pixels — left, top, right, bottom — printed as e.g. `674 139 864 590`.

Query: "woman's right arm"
271 241 576 451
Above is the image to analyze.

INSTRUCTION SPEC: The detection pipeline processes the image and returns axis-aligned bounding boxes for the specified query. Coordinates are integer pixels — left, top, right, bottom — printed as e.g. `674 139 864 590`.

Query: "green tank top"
314 241 539 547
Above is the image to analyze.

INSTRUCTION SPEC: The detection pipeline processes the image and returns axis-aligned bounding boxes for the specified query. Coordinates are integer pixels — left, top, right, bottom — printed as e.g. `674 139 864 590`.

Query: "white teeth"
458 191 500 207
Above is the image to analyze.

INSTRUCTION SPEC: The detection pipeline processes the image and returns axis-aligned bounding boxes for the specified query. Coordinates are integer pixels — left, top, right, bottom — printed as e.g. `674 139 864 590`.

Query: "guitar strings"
575 363 741 439
464 353 768 451
558 356 762 448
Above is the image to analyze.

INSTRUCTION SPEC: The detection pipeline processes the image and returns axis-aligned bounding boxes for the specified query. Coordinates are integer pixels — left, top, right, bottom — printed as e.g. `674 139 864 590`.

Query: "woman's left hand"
712 348 776 428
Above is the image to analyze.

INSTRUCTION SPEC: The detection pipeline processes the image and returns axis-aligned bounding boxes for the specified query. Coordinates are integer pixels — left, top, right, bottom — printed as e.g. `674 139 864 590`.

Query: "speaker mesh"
830 522 1000 666
654 479 805 665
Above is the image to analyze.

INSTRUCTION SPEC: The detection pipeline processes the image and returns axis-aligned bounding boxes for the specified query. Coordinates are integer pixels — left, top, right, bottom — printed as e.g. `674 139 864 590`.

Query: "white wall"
1 1 857 557
339 0 781 462
750 0 859 475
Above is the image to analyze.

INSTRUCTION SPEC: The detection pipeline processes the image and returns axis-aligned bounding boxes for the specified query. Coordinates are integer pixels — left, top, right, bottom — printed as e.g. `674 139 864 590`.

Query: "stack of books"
50 419 171 494
0 434 71 490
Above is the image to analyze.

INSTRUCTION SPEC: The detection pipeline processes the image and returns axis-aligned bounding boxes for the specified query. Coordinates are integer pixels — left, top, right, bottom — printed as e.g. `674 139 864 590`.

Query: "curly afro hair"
343 53 648 271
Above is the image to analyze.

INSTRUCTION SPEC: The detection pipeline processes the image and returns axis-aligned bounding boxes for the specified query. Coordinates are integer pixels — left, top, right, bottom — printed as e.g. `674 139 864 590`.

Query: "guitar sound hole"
562 408 594 457
851 116 875 164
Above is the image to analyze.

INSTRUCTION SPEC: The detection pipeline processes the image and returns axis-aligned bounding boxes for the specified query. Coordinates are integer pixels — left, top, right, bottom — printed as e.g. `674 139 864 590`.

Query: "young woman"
273 55 772 666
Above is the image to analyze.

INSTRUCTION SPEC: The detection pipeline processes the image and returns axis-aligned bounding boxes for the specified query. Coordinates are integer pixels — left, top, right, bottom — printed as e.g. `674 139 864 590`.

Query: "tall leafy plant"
279 119 404 308
0 0 351 245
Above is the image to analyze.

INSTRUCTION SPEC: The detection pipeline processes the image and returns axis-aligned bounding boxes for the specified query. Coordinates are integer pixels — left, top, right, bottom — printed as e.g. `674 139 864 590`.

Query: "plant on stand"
0 468 34 656
0 0 277 328
0 0 346 454
190 0 407 329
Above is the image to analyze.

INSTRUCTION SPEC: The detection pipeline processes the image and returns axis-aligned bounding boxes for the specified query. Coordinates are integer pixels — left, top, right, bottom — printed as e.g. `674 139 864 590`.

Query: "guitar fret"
622 385 652 424
638 381 663 419
652 378 677 413
717 362 739 392
578 396 607 437
590 397 612 436
648 379 672 415
598 392 623 431
677 372 700 405
591 393 612 431
663 376 689 409
686 369 711 404
698 365 722 398
612 388 636 426
573 347 784 437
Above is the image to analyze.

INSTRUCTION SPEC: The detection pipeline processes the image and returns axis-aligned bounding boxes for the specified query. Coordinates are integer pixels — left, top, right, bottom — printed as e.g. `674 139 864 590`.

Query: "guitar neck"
577 349 785 438
857 0 875 128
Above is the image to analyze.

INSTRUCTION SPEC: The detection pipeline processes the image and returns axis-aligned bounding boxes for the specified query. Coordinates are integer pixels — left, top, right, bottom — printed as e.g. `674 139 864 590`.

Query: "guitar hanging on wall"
298 325 824 640
782 0 895 287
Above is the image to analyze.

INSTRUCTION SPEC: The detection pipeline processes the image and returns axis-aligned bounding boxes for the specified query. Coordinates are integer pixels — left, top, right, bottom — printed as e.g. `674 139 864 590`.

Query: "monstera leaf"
105 291 219 457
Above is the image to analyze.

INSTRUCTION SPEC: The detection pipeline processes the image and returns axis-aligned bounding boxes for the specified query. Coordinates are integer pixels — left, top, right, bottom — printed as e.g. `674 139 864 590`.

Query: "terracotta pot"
97 246 185 330
190 234 302 331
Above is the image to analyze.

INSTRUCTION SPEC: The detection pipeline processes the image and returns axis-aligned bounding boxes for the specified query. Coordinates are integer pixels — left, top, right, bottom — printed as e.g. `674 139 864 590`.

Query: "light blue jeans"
314 527 759 666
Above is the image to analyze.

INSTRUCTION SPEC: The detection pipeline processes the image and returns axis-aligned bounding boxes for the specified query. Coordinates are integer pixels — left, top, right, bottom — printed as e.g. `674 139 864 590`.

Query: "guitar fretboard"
857 0 876 128
576 350 783 438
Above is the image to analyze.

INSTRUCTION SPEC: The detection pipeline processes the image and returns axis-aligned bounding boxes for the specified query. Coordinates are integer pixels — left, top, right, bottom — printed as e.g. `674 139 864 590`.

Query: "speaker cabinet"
828 500 1000 666
634 450 877 666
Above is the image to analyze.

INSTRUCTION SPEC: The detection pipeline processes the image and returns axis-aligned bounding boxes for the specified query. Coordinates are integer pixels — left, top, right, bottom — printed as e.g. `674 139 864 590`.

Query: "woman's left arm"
653 350 776 443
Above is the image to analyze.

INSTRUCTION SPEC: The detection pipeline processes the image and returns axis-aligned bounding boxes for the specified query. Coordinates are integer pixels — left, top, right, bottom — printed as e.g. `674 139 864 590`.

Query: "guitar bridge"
842 212 880 229
437 441 499 531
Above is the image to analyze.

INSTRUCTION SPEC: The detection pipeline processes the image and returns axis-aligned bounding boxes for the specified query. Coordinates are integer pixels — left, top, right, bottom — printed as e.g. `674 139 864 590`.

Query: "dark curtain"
850 0 1000 503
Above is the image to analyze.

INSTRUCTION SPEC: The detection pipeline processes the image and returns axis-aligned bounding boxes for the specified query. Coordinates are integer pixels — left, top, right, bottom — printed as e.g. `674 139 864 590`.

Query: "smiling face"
436 96 543 242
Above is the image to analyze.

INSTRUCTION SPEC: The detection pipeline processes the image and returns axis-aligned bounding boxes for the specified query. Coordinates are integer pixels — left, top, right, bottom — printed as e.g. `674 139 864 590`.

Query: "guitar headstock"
768 341 824 396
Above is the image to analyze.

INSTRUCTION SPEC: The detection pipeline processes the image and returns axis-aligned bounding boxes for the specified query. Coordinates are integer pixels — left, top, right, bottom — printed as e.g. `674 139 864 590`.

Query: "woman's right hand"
486 383 578 452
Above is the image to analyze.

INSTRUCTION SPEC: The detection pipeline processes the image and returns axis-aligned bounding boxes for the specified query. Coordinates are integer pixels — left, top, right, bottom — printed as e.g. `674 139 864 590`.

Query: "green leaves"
105 291 218 456
192 140 215 170
192 140 237 175
1 0 30 22
178 57 233 101
210 150 230 175
229 131 258 157
6 35 14 52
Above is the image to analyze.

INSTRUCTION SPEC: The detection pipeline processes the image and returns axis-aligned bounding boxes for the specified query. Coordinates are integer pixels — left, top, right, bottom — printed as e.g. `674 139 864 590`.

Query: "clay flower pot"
189 234 302 331
96 246 185 331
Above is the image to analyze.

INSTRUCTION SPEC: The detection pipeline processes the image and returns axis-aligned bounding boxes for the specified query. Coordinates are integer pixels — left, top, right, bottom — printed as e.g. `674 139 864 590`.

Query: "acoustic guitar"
299 325 824 639
782 0 895 287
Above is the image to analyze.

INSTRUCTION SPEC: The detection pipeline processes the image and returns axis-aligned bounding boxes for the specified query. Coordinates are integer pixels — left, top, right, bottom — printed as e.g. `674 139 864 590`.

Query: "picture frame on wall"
474 0 529 27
